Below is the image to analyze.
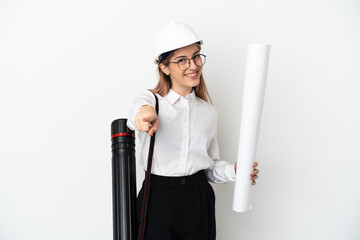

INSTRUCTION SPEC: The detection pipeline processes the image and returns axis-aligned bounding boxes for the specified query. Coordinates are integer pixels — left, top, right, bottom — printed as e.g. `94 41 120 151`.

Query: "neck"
171 87 192 97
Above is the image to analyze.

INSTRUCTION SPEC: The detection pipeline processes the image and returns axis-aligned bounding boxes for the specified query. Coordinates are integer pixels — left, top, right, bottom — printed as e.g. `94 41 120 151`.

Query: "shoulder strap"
138 93 158 240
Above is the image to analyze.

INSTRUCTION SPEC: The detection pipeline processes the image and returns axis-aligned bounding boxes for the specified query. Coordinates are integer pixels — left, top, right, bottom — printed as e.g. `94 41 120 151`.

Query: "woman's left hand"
234 162 259 186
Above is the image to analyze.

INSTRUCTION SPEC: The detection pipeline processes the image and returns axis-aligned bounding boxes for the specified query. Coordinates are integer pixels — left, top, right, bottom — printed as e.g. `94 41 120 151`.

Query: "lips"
184 71 198 78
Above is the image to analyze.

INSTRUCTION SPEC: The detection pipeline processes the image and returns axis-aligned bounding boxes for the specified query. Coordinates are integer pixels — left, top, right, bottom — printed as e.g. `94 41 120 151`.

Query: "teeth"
186 73 197 77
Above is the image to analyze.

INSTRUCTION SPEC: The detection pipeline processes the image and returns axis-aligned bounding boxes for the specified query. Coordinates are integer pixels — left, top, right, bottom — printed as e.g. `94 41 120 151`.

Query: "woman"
127 21 259 240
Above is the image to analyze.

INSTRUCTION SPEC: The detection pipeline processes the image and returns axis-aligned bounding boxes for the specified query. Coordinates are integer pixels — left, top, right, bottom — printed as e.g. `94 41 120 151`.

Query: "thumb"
142 117 151 123
148 118 159 136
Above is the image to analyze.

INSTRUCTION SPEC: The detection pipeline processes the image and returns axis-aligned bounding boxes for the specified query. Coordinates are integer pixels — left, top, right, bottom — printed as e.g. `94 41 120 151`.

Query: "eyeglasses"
168 54 206 71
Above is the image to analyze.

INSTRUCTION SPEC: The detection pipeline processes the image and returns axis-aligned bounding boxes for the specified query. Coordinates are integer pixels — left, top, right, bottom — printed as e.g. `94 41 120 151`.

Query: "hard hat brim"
154 40 203 64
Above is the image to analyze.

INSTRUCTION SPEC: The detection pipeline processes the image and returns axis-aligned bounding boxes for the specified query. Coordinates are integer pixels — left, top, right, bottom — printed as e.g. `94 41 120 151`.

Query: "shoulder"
136 89 155 98
136 89 165 101
131 89 160 108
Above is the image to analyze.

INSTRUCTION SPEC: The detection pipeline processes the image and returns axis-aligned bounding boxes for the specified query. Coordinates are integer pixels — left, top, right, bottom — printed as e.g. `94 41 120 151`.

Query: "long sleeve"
127 90 156 131
205 110 236 183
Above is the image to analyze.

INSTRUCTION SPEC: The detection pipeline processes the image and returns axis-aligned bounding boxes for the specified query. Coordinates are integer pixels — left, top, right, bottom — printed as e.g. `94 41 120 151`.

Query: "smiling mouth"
184 71 199 77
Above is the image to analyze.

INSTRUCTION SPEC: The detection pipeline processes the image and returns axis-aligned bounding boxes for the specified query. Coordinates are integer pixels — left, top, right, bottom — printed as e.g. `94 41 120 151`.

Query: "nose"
188 58 198 70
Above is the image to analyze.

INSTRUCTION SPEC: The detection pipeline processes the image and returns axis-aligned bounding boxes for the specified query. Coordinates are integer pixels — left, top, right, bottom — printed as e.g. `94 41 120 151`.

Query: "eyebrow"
174 50 200 60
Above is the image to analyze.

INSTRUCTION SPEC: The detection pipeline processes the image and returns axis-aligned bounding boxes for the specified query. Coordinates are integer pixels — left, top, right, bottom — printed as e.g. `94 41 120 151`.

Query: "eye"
193 54 201 59
177 58 187 64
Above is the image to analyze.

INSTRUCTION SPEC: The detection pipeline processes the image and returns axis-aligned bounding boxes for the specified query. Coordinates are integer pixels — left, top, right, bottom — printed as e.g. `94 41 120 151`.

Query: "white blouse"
127 89 235 183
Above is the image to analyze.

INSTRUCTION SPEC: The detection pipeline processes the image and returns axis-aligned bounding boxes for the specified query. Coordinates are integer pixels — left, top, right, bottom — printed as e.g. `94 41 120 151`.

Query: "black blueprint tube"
111 119 137 240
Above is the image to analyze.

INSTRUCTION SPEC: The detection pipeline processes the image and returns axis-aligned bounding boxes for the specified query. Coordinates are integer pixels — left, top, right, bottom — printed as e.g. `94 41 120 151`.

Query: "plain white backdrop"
0 0 359 239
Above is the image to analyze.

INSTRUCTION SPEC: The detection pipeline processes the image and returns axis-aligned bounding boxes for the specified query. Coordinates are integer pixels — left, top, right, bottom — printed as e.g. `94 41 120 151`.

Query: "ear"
159 63 170 76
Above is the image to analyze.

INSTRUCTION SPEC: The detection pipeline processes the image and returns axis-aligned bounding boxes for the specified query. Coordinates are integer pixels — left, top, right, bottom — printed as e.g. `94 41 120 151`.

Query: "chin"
190 79 201 88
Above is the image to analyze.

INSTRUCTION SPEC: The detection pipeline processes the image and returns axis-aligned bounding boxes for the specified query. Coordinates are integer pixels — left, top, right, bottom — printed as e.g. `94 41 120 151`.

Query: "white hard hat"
154 21 203 64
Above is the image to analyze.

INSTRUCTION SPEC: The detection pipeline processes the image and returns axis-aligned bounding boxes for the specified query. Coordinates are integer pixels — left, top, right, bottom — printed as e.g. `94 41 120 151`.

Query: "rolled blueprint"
232 43 271 213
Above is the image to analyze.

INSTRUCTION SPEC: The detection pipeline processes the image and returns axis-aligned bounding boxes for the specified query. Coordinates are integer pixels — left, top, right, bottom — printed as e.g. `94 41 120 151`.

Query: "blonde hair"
149 45 212 104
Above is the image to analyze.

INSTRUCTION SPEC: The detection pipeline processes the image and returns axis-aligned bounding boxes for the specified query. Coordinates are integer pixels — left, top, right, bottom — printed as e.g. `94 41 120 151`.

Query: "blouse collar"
165 89 198 105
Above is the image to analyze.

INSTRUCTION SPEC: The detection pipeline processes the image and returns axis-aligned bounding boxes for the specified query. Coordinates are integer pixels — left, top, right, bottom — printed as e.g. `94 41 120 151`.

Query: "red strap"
138 93 159 240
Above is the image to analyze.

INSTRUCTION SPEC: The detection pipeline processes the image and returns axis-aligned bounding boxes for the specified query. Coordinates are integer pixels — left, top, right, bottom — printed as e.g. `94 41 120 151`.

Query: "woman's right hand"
135 105 159 136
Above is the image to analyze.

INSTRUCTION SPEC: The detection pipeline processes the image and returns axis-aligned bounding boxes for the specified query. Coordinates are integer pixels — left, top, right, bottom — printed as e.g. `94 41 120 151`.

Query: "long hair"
149 45 213 104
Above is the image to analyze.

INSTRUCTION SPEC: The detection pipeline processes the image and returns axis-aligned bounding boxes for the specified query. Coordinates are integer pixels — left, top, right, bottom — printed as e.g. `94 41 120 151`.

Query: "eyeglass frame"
167 54 207 71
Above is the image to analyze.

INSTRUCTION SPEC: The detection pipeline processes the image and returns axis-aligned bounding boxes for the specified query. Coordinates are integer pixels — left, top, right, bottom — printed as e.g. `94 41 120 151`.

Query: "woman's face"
160 44 203 96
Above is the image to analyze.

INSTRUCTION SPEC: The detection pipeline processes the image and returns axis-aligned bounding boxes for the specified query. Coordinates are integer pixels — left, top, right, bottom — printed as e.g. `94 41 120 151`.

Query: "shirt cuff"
206 161 236 183
126 90 156 131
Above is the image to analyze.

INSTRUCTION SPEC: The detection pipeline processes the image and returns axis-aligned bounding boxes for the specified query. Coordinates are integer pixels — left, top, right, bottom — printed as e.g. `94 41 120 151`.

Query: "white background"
1 0 359 239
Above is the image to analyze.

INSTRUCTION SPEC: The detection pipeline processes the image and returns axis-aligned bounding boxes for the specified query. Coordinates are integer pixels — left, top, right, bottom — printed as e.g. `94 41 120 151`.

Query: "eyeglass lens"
178 55 206 71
